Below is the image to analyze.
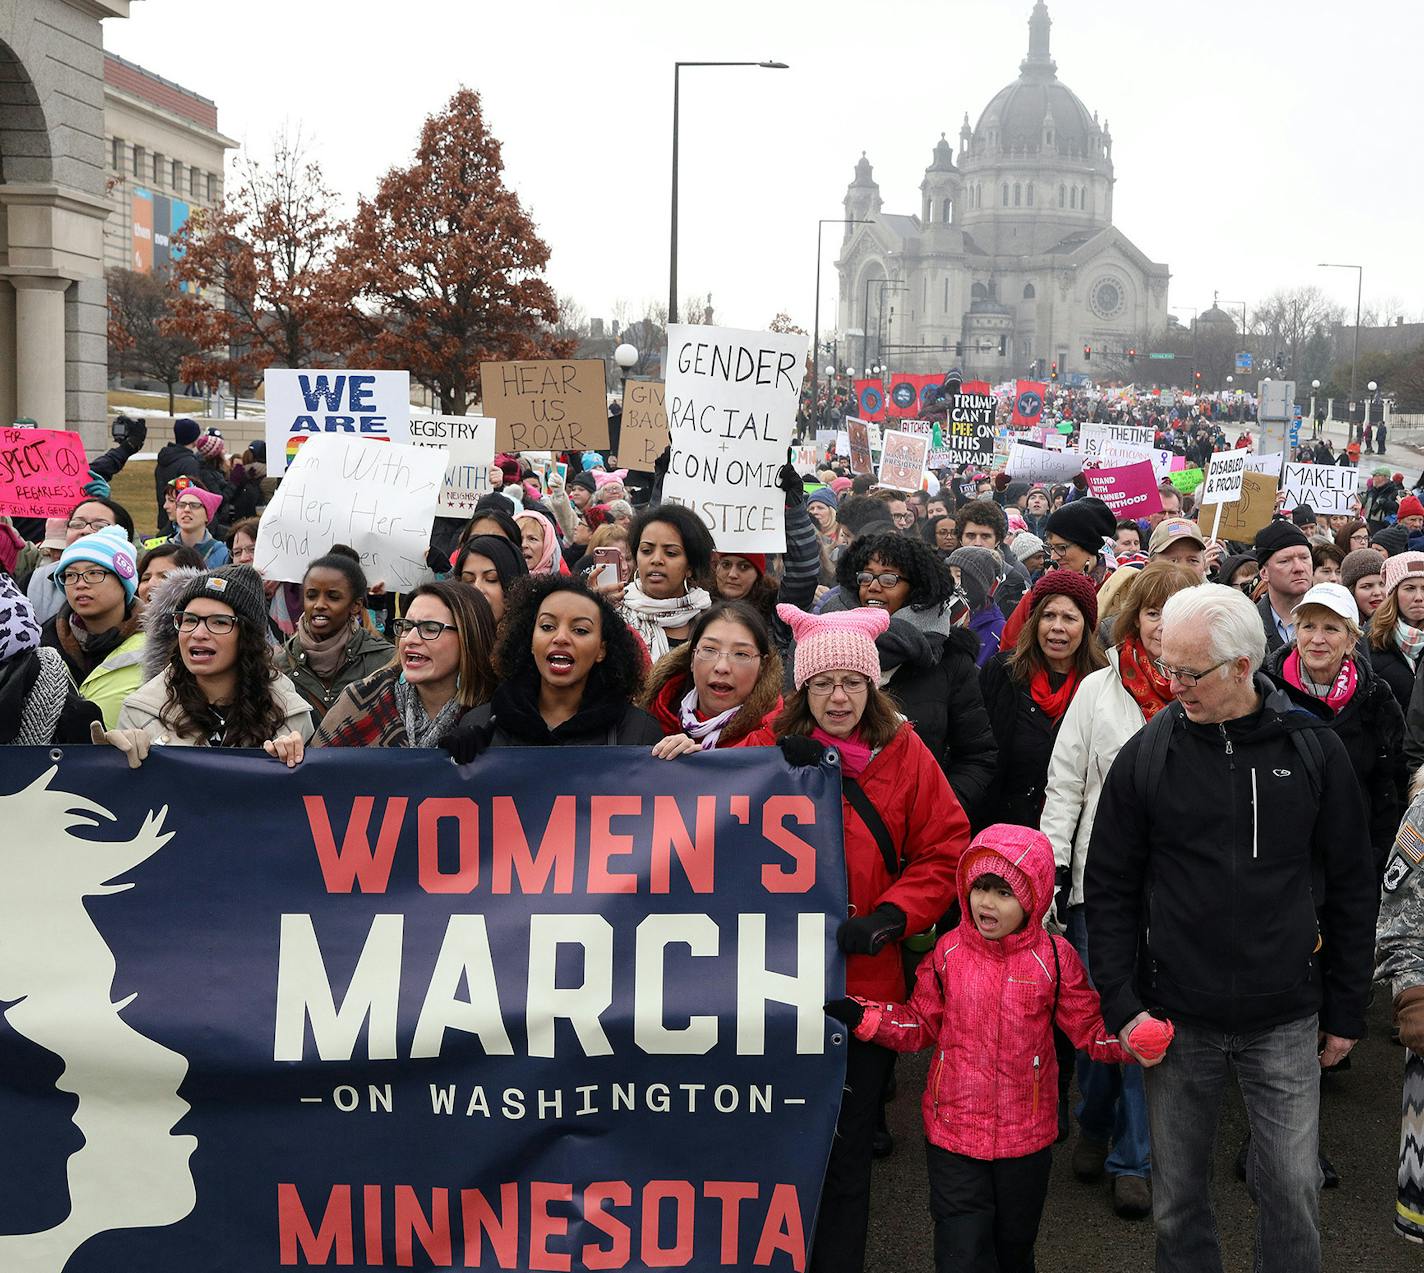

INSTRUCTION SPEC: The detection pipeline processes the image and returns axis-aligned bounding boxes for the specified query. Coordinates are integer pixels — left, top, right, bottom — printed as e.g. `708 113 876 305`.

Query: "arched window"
1069 187 1076 210
1023 283 1036 300
944 277 950 311
1058 183 1065 208
1013 183 1021 207
942 197 951 223
1026 184 1034 207
1079 186 1087 210
1001 183 1009 206
971 282 989 301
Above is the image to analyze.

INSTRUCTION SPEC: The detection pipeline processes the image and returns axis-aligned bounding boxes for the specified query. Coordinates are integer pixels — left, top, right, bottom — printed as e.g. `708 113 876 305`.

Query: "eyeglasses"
1045 540 1075 558
806 674 870 696
891 512 915 526
232 546 256 563
67 517 114 532
1152 656 1229 687
173 611 239 635
856 571 904 589
59 567 114 587
693 644 763 666
176 499 207 512
392 617 457 641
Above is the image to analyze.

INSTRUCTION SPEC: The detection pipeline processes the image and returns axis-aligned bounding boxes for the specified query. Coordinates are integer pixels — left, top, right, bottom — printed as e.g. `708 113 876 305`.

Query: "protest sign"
1169 466 1204 494
815 428 835 453
620 380 669 473
846 418 874 476
1244 452 1284 478
1010 381 1047 427
897 418 933 438
1006 441 1083 484
661 324 807 552
254 435 443 590
1080 422 1154 459
878 429 930 491
1199 449 1247 506
479 359 608 455
1084 460 1163 517
0 746 846 1272
1097 438 1155 470
866 420 883 453
1281 462 1358 515
793 444 820 475
934 392 997 464
836 428 850 457
407 412 497 515
0 426 87 516
264 370 411 475
1197 471 1278 543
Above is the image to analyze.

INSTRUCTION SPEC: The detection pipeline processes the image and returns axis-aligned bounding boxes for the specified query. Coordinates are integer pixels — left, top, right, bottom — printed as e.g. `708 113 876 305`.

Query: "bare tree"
1251 286 1344 375
107 268 200 413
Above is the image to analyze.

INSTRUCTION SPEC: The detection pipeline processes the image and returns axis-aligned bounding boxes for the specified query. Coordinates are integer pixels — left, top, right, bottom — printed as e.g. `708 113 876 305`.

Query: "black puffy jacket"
978 651 1076 831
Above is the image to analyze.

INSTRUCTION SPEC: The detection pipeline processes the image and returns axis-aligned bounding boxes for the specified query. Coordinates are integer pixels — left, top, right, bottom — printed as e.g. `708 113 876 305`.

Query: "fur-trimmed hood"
640 641 785 747
140 567 207 682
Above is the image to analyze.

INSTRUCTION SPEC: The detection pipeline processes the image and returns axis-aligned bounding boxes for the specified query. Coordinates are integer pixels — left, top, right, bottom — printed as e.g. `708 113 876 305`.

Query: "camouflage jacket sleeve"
1376 792 1424 998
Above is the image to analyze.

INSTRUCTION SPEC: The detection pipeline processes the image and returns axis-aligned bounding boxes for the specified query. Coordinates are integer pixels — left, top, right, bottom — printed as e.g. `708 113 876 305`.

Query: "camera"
111 414 146 448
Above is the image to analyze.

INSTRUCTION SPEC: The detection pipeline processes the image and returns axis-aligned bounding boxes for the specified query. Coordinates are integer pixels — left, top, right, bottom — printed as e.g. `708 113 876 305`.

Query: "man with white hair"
1084 583 1377 1273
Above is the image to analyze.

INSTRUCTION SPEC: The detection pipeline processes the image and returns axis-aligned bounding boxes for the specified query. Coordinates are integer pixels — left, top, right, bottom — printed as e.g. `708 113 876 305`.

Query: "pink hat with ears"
173 481 223 523
776 603 890 689
594 468 629 489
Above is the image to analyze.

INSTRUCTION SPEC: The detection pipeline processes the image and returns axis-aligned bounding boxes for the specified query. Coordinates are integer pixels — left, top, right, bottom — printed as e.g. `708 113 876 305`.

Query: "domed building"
836 2 1169 382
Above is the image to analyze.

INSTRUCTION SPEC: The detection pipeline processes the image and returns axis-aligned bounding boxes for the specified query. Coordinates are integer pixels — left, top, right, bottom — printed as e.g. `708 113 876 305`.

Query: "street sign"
1235 352 1253 372
1148 353 1175 360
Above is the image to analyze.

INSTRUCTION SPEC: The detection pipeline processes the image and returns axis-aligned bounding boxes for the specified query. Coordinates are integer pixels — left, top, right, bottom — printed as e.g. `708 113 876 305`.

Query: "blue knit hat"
55 525 139 601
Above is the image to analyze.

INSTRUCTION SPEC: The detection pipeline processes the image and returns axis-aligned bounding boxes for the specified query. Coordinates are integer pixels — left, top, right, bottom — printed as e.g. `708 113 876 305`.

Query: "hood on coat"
955 823 1055 933
140 567 207 682
641 641 785 745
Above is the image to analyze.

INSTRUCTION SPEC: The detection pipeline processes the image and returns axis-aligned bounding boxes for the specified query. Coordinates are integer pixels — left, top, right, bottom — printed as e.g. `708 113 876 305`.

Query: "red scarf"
1117 636 1174 721
1029 666 1081 722
1282 649 1358 713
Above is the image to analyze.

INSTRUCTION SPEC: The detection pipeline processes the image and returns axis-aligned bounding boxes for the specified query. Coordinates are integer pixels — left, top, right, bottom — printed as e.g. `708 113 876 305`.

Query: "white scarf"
678 684 739 750
619 580 712 660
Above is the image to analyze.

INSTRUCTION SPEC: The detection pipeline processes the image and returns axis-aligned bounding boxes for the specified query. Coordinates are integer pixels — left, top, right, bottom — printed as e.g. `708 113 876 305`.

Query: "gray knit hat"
170 564 269 632
1010 532 1045 565
948 546 1001 611
1341 548 1386 592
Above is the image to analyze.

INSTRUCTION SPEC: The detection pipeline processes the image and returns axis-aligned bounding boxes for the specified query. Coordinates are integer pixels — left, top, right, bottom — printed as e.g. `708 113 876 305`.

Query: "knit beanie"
1340 548 1386 592
807 486 838 511
1044 497 1116 553
1374 466 1392 478
1029 568 1099 631
1217 551 1258 587
777 603 890 689
1010 532 1045 565
173 417 201 446
194 431 226 461
948 546 1000 611
1372 525 1410 558
958 824 1050 919
1289 504 1316 527
0 573 41 660
720 551 767 577
460 533 528 588
569 471 597 495
1384 552 1424 597
581 452 606 472
1399 495 1424 521
1253 519 1311 566
172 480 223 523
1004 481 1030 506
497 457 522 485
169 564 268 631
55 525 138 602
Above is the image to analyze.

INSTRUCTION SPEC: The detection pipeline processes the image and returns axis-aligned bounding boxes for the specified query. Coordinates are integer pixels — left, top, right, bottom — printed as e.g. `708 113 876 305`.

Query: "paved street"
865 995 1415 1271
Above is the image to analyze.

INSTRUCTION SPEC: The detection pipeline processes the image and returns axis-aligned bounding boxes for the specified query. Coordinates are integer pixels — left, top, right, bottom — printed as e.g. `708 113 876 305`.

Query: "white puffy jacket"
1040 649 1149 909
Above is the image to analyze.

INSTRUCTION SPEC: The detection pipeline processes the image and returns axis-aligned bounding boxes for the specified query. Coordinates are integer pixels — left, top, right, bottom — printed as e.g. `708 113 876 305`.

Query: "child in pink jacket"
827 823 1173 1272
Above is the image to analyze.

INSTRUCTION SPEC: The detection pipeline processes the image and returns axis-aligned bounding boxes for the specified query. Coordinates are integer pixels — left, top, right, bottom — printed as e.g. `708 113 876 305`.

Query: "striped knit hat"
777 603 890 689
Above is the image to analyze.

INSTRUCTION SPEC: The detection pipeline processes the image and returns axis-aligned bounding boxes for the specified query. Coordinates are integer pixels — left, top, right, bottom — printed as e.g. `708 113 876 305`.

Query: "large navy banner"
0 745 847 1271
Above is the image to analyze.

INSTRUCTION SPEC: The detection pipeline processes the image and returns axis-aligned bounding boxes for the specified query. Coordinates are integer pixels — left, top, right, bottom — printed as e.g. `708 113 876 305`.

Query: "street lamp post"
811 217 870 442
1310 378 1321 437
1318 263 1363 410
669 60 787 325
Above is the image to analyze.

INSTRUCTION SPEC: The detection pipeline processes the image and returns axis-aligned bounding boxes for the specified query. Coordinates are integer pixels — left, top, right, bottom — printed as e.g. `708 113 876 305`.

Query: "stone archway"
0 40 54 185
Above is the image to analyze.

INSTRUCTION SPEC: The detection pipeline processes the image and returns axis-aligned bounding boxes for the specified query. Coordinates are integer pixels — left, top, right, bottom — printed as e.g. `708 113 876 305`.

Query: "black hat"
1253 519 1311 566
170 564 267 631
1372 524 1410 558
1044 496 1116 553
458 534 528 587
1290 505 1317 526
1217 551 1258 588
570 471 598 494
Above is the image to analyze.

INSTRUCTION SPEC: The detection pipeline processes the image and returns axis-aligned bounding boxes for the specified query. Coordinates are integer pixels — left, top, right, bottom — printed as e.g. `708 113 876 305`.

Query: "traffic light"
1194 370 1202 384
1128 347 1137 363
1083 344 1092 361
1050 361 1058 381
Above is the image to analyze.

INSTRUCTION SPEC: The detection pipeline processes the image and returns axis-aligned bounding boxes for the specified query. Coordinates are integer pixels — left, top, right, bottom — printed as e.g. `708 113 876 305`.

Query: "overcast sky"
106 0 1424 342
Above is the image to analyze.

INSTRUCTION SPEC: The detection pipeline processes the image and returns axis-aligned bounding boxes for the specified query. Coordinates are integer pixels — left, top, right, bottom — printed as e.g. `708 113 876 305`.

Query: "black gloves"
824 998 864 1029
653 446 671 479
777 450 806 500
1053 865 1072 926
440 719 493 765
837 904 906 956
777 735 827 768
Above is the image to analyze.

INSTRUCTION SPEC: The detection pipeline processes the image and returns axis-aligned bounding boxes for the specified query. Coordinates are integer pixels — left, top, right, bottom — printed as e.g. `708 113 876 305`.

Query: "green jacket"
80 631 147 729
275 626 393 723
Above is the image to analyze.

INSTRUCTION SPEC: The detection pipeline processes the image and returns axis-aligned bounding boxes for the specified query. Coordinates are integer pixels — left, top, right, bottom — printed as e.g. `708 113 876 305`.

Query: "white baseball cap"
1291 582 1359 625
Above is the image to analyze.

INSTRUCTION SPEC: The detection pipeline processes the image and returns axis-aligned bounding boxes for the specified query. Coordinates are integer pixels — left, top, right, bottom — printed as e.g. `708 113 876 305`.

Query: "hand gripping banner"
0 745 847 1271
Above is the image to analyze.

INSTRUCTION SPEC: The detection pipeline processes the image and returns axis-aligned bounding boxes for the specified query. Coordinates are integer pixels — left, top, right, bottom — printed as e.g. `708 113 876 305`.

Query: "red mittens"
1126 1016 1175 1062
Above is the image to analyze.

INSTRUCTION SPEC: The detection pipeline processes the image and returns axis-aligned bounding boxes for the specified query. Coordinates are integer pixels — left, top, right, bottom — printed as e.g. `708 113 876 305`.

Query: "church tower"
919 134 960 227
843 152 882 237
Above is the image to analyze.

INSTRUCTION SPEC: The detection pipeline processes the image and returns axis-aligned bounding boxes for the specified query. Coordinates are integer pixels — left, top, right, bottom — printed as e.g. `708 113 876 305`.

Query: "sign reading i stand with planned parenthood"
264 370 412 474
0 746 846 1272
661 324 808 553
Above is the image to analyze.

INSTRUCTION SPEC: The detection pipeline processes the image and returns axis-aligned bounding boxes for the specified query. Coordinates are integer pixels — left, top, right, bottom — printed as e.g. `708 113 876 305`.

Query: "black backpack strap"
1289 724 1324 796
1132 702 1183 809
1049 933 1062 1023
843 776 901 878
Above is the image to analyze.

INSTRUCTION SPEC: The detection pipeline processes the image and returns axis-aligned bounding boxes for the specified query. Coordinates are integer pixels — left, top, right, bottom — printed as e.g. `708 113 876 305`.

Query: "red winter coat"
853 824 1130 1160
744 720 968 1000
645 671 781 748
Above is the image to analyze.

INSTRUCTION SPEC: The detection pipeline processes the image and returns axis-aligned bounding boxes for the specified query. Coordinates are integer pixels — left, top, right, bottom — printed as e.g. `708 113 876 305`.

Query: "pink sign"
1084 459 1163 517
0 427 87 517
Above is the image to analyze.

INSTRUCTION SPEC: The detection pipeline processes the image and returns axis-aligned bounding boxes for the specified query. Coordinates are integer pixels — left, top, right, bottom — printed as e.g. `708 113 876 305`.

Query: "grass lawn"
108 460 158 539
108 389 205 414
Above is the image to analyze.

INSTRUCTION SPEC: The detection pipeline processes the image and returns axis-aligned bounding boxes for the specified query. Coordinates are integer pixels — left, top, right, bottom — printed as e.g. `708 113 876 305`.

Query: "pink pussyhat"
776 603 890 689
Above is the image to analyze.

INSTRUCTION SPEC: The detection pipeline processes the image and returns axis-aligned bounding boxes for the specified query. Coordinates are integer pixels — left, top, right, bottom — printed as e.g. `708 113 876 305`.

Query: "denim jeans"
1065 905 1150 1178
1143 1013 1323 1273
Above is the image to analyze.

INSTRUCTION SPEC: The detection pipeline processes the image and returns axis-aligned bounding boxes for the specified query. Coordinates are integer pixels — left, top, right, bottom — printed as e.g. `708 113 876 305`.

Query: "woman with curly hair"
442 575 664 756
614 504 716 660
816 531 997 825
314 580 497 749
92 565 311 766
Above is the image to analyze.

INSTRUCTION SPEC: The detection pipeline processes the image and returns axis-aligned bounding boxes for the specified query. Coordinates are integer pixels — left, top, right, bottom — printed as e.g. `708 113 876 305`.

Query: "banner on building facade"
0 746 845 1273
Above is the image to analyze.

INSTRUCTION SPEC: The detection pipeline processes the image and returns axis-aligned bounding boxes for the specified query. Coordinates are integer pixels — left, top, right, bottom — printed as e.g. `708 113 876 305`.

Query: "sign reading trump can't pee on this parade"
661 324 807 553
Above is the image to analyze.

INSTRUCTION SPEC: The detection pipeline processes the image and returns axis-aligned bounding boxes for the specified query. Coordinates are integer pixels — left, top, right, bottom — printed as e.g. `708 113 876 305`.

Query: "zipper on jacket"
1032 1055 1041 1117
1219 723 1234 761
931 1049 945 1121
1250 769 1259 859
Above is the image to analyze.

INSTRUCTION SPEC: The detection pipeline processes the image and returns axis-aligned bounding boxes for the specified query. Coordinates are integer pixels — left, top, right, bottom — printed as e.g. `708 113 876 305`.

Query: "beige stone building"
836 1 1170 383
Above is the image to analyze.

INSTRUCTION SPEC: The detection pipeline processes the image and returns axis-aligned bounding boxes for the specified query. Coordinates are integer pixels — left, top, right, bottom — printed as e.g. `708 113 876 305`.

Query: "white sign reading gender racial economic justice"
1199 449 1248 505
407 413 498 514
1280 462 1359 516
661 324 807 552
253 435 444 590
263 369 411 475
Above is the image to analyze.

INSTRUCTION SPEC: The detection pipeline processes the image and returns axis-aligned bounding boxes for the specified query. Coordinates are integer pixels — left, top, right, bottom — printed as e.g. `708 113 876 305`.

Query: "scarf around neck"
620 580 712 660
392 674 464 747
1029 665 1080 722
1117 636 1173 721
812 725 872 777
298 616 355 681
1282 648 1358 712
679 684 738 750
1396 618 1424 672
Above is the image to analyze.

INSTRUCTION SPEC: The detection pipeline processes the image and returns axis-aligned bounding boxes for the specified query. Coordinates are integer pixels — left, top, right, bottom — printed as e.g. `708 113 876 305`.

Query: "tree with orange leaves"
324 87 570 415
